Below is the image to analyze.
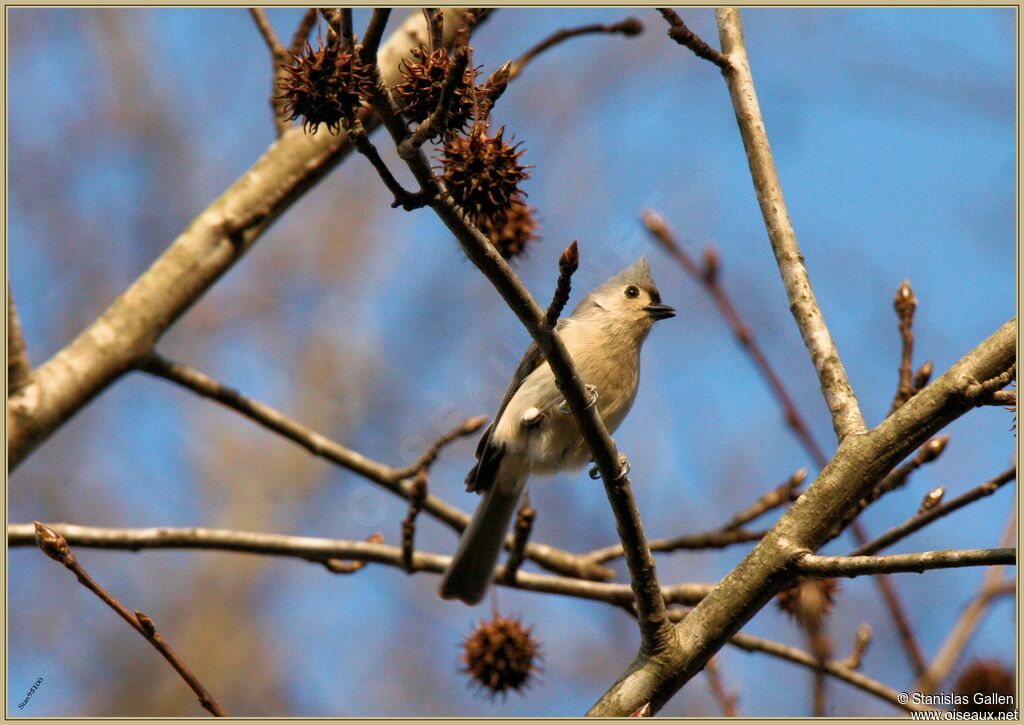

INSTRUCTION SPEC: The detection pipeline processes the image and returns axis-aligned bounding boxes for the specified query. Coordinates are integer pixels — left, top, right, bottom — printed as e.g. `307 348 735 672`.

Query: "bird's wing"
467 320 568 492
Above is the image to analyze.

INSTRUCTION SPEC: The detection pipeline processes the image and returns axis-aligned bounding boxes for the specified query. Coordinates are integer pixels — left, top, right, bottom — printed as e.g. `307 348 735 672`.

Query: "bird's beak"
645 303 676 321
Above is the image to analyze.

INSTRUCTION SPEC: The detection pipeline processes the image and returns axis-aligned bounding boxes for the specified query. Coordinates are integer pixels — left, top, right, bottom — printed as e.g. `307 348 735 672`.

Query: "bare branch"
138 351 607 581
508 17 644 81
852 467 1016 557
249 8 286 57
703 657 739 716
8 284 32 396
359 8 391 63
501 501 536 585
656 8 729 69
796 547 1015 578
545 241 580 328
249 8 292 136
9 523 712 608
33 523 227 716
716 8 866 442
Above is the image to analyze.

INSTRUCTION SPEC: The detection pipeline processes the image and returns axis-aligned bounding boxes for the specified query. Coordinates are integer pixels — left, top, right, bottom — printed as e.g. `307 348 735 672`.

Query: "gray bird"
439 258 675 604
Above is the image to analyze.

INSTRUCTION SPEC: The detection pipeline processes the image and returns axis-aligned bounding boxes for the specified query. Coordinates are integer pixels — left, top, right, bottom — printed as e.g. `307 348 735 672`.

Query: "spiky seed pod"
776 578 839 629
953 660 1016 714
393 46 480 138
277 40 375 134
461 614 540 698
440 127 531 226
477 201 538 260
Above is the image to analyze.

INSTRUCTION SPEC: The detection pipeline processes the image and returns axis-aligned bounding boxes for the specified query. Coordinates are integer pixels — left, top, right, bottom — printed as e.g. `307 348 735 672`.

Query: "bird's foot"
558 384 599 415
589 453 630 480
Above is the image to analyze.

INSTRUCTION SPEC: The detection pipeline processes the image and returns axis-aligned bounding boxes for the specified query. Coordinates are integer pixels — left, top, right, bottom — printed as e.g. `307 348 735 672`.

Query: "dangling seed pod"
440 127 531 227
776 578 839 629
394 46 480 139
461 614 541 699
953 660 1015 714
477 200 538 261
277 39 375 134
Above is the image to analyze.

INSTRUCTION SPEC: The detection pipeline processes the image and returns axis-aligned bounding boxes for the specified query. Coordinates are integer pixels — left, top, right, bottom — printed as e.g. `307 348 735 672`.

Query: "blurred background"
7 7 1016 717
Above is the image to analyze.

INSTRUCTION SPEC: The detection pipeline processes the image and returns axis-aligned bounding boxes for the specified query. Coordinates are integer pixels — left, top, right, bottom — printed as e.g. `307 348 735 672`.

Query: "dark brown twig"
545 241 579 328
889 280 918 414
508 17 644 81
401 474 428 572
656 8 729 70
33 522 227 716
339 8 354 49
964 363 1016 406
851 467 1016 557
344 115 428 210
585 527 766 565
501 500 537 584
722 468 807 531
475 60 512 124
8 284 32 396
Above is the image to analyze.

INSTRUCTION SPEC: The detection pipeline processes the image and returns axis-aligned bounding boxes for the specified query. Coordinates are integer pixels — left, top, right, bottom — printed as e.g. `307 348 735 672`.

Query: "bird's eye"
624 285 640 298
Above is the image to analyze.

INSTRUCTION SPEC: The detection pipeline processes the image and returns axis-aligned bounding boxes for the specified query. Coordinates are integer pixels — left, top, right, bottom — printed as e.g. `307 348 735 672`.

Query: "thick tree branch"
6 8 479 472
8 523 712 608
796 548 1015 578
33 523 226 716
8 284 32 396
138 351 611 582
717 8 865 442
588 317 1015 715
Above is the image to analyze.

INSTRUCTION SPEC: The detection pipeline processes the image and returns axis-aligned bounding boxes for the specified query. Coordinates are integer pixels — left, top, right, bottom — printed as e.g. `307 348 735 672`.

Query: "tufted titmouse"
439 258 675 604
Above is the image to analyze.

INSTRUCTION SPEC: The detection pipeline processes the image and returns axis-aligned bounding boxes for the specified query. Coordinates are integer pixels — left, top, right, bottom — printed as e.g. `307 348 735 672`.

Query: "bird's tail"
438 462 527 605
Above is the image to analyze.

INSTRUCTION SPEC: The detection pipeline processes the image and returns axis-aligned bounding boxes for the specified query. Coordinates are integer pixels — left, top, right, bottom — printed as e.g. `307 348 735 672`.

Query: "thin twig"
9 523 713 608
656 8 729 69
916 513 1016 694
642 211 829 467
401 473 428 572
796 547 1015 578
249 8 291 136
717 8 866 442
344 116 428 210
545 241 579 328
501 501 536 584
423 7 443 51
32 523 227 716
722 468 807 531
727 631 933 714
508 17 644 81
138 351 610 581
323 531 383 574
841 623 872 670
963 363 1016 406
585 527 766 566
889 280 917 413
8 284 32 396
852 467 1016 557
339 8 354 49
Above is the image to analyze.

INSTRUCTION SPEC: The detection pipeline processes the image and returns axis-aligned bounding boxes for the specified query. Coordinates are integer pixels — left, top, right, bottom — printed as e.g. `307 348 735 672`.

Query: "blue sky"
7 7 1016 717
